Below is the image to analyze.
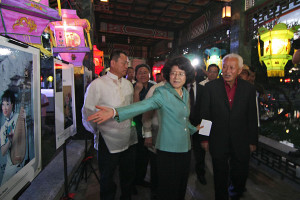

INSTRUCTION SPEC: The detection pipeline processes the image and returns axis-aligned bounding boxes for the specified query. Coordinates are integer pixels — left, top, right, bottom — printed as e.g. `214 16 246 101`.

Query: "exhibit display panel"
54 59 76 149
0 36 41 199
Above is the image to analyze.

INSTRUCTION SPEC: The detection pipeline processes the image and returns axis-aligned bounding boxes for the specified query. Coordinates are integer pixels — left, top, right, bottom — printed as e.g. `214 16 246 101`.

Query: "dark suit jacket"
201 78 258 160
189 83 204 127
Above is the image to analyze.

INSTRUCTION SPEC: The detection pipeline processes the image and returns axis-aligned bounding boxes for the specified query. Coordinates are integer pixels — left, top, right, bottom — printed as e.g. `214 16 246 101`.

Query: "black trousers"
157 150 191 200
149 151 158 193
135 135 150 184
98 134 136 200
192 133 206 177
211 150 249 200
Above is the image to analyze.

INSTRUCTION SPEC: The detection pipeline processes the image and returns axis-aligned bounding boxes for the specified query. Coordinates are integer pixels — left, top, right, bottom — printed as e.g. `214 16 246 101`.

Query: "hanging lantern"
93 45 104 75
222 4 231 19
152 61 164 81
49 9 92 66
0 0 61 54
258 23 299 77
204 47 226 71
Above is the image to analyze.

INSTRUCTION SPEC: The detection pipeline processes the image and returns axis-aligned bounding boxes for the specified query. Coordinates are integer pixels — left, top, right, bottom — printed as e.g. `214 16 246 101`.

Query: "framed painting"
0 36 41 199
54 59 76 149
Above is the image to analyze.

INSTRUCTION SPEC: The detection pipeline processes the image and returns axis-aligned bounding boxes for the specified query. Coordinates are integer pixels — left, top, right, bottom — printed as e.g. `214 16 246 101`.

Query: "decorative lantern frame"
49 9 92 66
258 23 299 77
204 47 226 71
0 0 61 54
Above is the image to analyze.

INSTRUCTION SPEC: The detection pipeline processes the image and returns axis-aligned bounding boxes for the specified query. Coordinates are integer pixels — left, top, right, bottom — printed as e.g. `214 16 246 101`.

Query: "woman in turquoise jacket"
88 56 202 200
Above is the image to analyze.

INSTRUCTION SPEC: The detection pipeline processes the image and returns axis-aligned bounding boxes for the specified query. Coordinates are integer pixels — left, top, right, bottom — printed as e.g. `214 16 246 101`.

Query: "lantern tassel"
48 27 56 47
257 38 263 65
85 20 92 50
287 39 291 54
57 0 62 17
203 58 207 70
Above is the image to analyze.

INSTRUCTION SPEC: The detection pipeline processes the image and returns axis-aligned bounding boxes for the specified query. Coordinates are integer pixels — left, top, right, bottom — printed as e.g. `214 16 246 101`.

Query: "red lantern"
93 45 104 75
152 61 164 81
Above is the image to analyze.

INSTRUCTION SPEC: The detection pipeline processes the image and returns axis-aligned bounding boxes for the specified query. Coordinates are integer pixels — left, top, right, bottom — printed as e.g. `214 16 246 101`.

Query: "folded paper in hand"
198 119 212 136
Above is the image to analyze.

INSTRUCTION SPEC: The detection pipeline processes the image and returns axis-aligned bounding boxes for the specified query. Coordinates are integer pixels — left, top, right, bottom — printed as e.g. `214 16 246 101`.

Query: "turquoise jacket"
116 82 197 153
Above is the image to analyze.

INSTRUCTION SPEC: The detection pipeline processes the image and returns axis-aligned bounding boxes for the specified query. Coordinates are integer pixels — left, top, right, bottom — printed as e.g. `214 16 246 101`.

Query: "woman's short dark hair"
1 89 16 112
162 56 195 84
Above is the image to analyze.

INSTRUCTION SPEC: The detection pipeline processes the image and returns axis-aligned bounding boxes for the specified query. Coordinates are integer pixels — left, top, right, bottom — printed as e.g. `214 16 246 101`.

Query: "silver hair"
222 53 243 69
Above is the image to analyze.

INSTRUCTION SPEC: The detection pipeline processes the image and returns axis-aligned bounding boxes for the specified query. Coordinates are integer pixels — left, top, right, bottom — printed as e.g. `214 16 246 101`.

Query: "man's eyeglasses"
170 71 186 77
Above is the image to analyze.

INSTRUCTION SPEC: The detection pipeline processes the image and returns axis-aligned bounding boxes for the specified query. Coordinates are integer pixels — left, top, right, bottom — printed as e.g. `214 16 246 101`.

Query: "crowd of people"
82 50 260 200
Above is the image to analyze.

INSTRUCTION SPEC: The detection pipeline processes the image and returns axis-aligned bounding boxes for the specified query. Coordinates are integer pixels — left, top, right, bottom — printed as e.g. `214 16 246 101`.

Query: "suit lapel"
165 82 186 103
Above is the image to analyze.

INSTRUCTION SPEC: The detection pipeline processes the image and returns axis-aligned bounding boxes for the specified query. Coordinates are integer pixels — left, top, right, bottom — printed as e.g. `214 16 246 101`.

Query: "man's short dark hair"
1 89 16 112
162 56 195 84
208 64 220 72
110 50 128 63
135 64 151 74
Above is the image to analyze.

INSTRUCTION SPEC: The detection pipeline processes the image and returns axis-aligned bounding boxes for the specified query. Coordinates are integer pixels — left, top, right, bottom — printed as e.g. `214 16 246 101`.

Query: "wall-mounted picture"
63 86 73 129
54 59 76 149
0 36 41 199
55 69 62 92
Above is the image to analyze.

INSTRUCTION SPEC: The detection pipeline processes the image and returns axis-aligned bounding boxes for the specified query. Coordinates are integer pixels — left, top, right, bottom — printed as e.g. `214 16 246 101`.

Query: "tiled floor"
72 149 300 200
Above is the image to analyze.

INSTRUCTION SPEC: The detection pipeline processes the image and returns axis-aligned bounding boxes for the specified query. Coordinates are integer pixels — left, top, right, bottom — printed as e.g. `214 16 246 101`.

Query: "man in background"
187 71 206 185
143 70 166 199
126 67 136 84
155 73 163 83
238 64 250 81
200 64 220 86
133 64 155 188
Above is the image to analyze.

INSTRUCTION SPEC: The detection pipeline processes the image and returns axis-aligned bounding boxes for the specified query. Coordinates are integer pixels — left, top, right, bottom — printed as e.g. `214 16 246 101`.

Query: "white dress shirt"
187 81 197 103
199 78 209 86
142 81 166 139
82 71 137 153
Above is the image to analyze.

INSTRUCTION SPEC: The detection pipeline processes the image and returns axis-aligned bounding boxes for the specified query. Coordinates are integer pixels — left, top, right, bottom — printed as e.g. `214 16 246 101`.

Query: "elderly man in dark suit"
201 53 258 200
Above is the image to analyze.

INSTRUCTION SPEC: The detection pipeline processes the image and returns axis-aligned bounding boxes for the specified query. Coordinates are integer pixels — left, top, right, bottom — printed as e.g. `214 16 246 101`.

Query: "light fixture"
100 0 109 2
258 23 300 77
222 3 231 19
191 58 199 67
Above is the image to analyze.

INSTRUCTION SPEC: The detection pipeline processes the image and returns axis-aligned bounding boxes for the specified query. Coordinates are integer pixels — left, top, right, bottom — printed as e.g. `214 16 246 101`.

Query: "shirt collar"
224 78 238 88
187 81 196 89
107 71 122 83
165 82 187 100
